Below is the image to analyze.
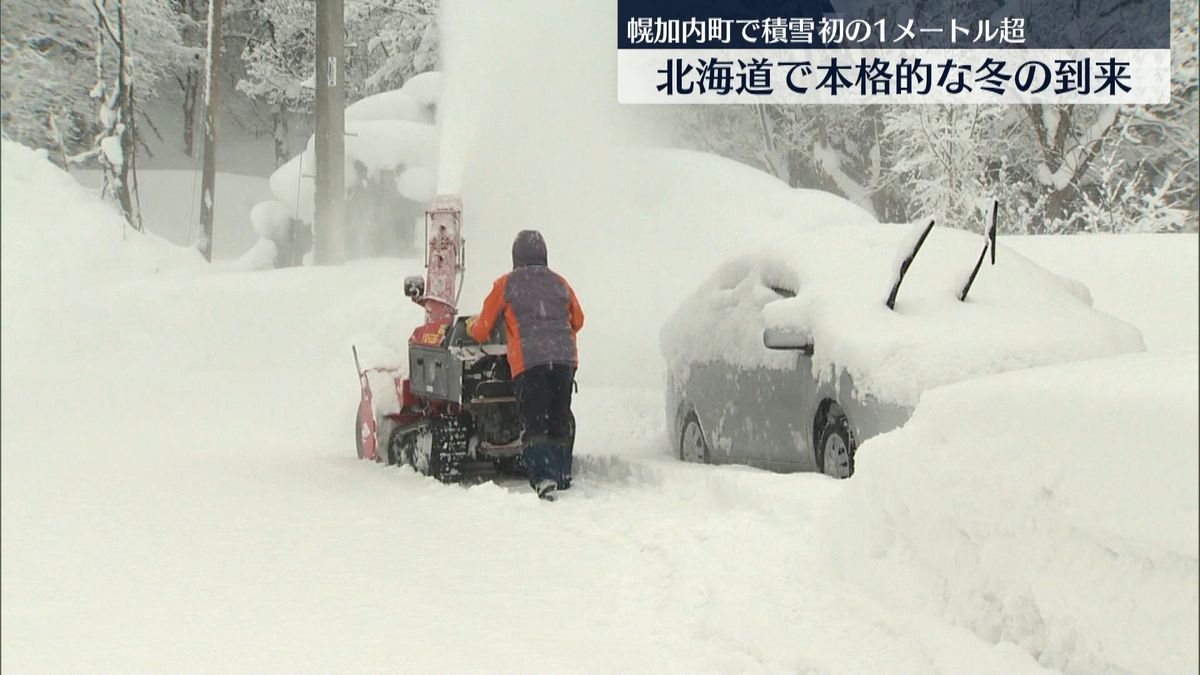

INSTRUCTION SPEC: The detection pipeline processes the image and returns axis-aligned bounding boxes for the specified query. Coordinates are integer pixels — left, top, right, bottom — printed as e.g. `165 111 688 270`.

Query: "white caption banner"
617 48 1171 104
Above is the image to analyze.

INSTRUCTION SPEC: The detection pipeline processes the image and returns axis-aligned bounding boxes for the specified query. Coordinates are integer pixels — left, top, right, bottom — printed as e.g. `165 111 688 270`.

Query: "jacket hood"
512 230 548 268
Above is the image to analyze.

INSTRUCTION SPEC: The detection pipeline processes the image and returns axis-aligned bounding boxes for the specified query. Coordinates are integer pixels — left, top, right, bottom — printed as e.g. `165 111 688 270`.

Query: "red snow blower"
353 195 561 483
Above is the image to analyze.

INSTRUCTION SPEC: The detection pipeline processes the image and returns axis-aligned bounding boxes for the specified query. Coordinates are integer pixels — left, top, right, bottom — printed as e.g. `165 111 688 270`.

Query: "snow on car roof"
661 219 1146 407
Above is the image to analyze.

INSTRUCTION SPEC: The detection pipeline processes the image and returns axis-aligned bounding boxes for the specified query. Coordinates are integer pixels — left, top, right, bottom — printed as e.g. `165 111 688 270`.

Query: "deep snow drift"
824 351 1199 673
70 169 270 262
1009 234 1200 354
1 143 206 294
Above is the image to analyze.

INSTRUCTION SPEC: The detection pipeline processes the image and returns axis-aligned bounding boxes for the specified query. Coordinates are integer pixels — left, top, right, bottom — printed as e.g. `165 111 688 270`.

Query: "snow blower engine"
353 194 567 483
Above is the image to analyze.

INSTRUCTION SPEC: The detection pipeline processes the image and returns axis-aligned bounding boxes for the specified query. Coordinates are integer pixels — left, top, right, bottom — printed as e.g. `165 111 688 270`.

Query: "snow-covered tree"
0 0 183 165
882 106 1014 230
88 0 139 226
235 0 314 167
1112 0 1200 232
1071 132 1192 234
235 0 439 167
0 1 95 162
671 0 1197 234
676 105 887 218
166 0 207 158
351 0 439 92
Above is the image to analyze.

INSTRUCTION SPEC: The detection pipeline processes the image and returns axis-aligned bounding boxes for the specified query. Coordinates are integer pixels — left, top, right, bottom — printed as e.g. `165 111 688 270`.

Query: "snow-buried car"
661 218 1145 478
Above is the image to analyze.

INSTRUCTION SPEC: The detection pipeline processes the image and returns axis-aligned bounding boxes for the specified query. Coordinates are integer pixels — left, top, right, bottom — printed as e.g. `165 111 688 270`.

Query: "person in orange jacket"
467 230 584 501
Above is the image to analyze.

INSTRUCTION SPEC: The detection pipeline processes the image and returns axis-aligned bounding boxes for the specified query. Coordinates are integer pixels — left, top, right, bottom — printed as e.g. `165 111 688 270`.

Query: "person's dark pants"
514 363 575 489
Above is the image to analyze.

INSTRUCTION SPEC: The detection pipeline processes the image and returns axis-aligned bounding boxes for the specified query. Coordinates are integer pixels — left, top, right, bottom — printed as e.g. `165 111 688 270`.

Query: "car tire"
815 408 855 479
679 413 711 464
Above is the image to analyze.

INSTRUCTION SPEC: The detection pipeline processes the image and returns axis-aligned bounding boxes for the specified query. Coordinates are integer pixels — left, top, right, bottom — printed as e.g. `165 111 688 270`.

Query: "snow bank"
1009 234 1200 354
822 352 1200 673
227 237 277 272
0 140 204 298
268 119 438 224
71 169 270 261
1 141 417 376
662 221 1146 406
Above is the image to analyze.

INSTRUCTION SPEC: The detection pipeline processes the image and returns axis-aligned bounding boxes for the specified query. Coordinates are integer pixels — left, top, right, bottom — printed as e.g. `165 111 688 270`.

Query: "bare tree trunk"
272 103 288 167
127 80 144 231
114 0 135 227
48 109 69 169
177 0 204 158
91 0 139 229
753 104 789 184
181 70 199 157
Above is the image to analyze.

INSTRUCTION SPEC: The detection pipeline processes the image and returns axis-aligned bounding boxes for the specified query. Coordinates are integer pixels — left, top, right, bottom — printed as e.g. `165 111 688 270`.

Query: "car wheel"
679 413 711 464
816 408 855 479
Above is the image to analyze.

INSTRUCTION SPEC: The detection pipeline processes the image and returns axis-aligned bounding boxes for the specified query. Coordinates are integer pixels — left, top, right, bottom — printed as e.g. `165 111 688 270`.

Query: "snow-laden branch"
91 0 121 47
814 143 874 214
1035 105 1120 191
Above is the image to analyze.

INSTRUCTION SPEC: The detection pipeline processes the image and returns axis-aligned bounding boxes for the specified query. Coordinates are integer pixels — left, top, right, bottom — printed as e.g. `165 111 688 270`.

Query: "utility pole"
198 0 223 262
314 0 345 265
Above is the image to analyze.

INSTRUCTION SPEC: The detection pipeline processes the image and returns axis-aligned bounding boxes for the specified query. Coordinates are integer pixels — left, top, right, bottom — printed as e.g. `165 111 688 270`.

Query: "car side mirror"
403 275 425 300
763 327 814 355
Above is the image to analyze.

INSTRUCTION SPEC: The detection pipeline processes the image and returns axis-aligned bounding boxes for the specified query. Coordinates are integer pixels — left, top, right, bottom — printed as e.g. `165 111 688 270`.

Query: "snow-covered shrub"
250 200 292 240
254 72 442 262
881 105 1018 232
1067 152 1193 234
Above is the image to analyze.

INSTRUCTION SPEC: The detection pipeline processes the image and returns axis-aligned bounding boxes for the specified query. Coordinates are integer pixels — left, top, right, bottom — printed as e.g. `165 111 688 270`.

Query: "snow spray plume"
435 0 672 384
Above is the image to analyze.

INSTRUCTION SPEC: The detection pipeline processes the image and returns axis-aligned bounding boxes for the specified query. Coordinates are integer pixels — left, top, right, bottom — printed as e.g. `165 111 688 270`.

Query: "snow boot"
534 479 558 501
554 439 573 490
523 435 559 498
